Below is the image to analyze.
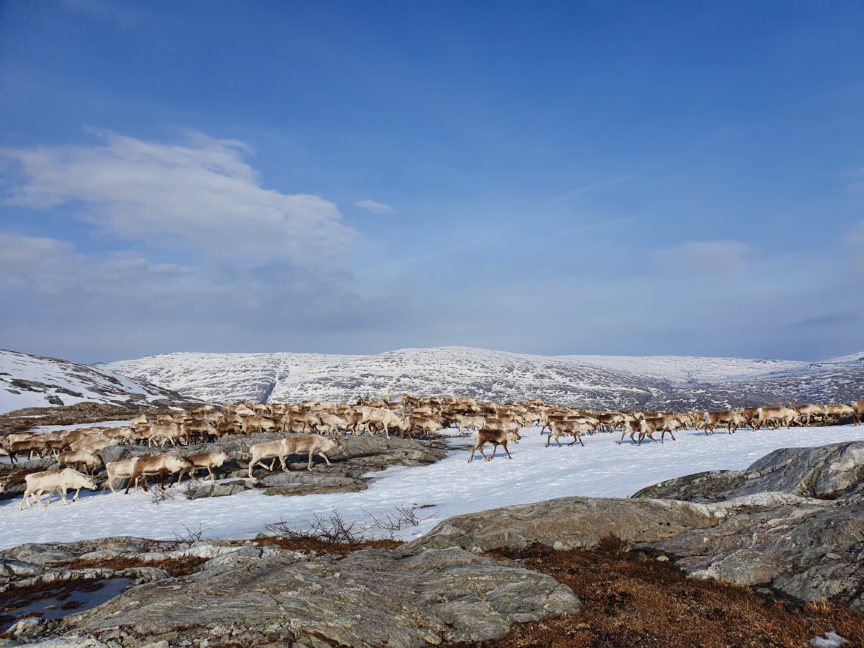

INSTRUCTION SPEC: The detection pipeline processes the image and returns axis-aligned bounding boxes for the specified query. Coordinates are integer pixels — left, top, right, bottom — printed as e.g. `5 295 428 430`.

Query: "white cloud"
0 232 411 361
0 233 195 291
657 240 752 275
59 0 148 28
1 131 354 264
0 233 72 266
355 199 395 215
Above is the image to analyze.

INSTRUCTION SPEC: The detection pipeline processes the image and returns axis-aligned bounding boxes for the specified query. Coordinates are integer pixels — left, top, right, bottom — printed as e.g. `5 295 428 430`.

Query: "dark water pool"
0 577 131 632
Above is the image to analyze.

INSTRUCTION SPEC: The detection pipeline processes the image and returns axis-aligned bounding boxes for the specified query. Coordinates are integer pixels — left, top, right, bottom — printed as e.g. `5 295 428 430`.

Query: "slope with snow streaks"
565 355 808 384
0 349 192 414
101 346 864 410
267 347 670 408
726 353 864 404
101 347 675 408
103 352 363 403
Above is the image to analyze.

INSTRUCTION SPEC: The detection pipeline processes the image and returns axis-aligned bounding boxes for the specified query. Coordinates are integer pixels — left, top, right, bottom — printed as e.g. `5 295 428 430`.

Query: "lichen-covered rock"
56 545 577 647
408 496 723 553
630 469 747 502
257 470 367 496
189 479 251 499
16 639 111 648
646 498 864 611
633 441 864 502
626 443 864 609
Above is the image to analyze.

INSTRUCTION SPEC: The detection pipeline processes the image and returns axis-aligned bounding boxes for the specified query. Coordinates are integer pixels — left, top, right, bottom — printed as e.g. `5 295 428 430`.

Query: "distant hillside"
101 346 864 410
0 349 198 414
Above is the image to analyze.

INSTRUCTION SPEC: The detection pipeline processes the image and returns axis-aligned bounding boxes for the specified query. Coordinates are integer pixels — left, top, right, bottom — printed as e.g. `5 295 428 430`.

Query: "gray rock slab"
189 479 251 499
633 441 864 502
59 545 578 647
406 496 723 553
643 498 864 610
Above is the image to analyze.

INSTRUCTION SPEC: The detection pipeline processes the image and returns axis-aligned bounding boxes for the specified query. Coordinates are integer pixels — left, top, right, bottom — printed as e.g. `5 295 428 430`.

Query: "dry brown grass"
51 555 209 577
473 543 864 648
252 535 402 555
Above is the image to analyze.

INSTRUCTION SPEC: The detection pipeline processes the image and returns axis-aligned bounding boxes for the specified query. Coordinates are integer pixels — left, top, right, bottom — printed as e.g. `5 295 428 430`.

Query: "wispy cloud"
846 220 864 248
657 240 752 275
355 199 395 215
1 130 354 265
547 174 632 205
59 0 147 28
0 232 196 297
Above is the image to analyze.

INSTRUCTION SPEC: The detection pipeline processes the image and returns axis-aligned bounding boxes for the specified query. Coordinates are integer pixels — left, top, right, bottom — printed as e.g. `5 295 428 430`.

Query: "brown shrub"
596 533 626 552
52 556 209 577
474 543 864 648
252 535 401 556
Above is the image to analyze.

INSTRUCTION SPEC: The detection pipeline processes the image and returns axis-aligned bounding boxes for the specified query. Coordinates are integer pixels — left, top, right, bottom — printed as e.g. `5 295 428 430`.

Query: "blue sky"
1 0 862 362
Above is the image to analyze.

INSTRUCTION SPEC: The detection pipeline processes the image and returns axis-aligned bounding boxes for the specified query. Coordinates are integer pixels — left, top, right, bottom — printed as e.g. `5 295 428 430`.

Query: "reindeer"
753 406 798 430
184 451 229 481
468 428 521 462
20 468 97 509
248 434 342 476
57 449 102 475
104 457 141 494
456 414 486 437
124 454 191 493
547 418 595 447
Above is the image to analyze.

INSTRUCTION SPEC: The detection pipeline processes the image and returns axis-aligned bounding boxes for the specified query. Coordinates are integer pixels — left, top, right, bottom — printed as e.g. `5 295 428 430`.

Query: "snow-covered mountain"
101 346 864 409
0 349 195 414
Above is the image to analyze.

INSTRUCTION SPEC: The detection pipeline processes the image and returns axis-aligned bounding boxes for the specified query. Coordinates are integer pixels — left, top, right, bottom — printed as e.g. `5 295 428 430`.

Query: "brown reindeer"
184 451 229 481
124 454 191 493
468 429 521 462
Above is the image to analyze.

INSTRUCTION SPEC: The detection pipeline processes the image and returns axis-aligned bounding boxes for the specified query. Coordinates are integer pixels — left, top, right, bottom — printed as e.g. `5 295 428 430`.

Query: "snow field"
1 422 864 550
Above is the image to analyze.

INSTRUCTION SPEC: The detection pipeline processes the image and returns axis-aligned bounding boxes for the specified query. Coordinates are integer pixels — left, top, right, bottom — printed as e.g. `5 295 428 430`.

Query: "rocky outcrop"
409 496 724 553
628 441 864 612
0 537 578 647
256 470 367 496
627 469 747 502
646 497 863 608
408 442 864 612
632 441 864 502
188 479 252 499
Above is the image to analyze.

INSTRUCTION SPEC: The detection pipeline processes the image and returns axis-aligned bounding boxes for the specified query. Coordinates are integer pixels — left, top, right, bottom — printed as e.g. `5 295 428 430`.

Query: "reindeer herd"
1 395 862 510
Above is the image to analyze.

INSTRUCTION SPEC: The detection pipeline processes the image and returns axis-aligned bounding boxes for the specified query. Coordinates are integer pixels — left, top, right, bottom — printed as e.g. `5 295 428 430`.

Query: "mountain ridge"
99 346 864 410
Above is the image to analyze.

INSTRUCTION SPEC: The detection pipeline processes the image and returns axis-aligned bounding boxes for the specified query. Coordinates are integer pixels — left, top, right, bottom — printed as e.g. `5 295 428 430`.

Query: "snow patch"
1 422 863 550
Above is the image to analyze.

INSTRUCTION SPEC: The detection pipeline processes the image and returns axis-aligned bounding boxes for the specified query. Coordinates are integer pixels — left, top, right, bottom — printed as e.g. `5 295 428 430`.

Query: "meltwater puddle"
0 577 131 632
